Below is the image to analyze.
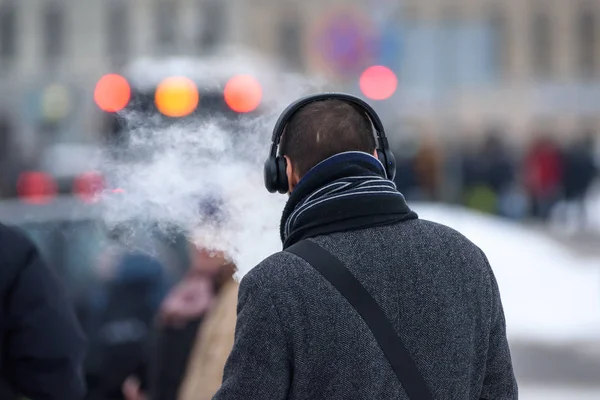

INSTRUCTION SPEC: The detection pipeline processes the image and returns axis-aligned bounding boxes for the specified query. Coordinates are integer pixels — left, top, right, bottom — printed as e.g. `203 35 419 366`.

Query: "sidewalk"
511 340 600 399
511 340 600 387
520 385 600 400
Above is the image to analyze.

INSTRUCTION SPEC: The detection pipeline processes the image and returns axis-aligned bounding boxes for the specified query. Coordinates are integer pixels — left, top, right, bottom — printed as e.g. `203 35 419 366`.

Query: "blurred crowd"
391 129 599 227
82 242 238 400
0 222 240 400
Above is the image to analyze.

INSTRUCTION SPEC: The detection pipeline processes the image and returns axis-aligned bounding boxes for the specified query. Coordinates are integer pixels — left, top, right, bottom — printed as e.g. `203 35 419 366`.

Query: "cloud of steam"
100 53 327 278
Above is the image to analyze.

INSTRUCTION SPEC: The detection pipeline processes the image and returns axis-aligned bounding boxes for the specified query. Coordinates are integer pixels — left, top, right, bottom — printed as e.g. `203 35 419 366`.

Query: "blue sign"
313 11 376 75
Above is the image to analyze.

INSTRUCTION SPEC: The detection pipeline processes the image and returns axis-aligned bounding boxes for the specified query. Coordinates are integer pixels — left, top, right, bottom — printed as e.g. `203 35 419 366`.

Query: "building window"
531 11 553 78
578 8 597 78
279 16 303 71
0 2 17 64
199 0 226 51
156 1 177 49
43 2 65 64
107 0 130 66
488 6 508 80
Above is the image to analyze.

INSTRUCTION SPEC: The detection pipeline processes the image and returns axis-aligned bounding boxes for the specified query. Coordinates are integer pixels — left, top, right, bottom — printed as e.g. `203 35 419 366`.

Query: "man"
213 95 517 399
0 222 86 399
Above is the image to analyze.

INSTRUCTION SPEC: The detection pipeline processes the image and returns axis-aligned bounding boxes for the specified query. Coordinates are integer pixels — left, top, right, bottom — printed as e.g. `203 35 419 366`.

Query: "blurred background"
1 0 600 398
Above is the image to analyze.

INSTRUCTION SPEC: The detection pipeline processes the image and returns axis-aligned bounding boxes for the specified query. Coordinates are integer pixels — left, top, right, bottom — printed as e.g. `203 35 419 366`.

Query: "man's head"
278 99 377 192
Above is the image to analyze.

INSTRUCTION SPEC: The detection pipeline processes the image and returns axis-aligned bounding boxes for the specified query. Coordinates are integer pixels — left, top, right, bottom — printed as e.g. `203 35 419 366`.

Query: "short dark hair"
279 99 377 177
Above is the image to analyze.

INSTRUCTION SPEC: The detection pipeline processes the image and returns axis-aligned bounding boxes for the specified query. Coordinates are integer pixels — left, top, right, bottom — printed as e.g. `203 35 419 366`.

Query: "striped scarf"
280 152 418 248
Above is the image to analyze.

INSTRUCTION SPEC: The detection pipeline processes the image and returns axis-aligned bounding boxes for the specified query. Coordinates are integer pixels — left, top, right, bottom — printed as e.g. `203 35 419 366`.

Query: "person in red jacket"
524 135 563 220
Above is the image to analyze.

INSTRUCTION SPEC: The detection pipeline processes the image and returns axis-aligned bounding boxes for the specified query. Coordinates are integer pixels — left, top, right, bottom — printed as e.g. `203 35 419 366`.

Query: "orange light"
155 77 199 117
359 66 398 100
223 75 263 113
17 172 57 204
73 172 105 203
94 74 131 112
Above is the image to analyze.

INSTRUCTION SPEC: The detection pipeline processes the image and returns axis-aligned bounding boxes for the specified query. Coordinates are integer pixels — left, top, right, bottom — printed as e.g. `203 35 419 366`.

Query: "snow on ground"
411 202 600 344
585 182 600 232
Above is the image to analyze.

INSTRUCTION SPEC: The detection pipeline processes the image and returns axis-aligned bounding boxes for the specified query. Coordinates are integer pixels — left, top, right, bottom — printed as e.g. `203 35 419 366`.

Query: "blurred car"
0 170 191 309
98 52 280 164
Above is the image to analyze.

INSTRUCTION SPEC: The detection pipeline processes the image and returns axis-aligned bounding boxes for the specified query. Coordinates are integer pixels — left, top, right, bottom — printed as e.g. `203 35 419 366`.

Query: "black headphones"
263 92 396 194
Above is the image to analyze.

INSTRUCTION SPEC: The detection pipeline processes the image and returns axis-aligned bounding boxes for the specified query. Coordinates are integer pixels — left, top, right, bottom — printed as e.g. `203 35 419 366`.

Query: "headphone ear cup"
263 158 279 193
384 149 396 181
376 149 387 176
276 156 289 194
376 149 386 164
377 149 396 181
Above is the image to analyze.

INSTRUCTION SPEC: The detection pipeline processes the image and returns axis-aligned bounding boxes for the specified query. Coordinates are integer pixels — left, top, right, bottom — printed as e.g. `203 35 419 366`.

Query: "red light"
112 188 125 194
224 75 263 113
94 74 131 112
17 172 57 204
73 172 105 203
359 66 397 100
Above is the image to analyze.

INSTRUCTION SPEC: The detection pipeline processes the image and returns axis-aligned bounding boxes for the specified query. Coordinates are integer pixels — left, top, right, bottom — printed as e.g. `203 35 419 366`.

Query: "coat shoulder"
242 250 312 290
410 218 487 254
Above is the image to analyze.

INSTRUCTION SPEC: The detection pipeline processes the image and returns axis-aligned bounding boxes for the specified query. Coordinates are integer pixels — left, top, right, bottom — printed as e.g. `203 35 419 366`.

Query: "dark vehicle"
97 55 275 165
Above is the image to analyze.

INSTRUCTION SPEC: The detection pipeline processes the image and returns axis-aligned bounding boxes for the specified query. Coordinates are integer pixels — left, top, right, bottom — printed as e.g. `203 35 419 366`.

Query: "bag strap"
286 240 433 400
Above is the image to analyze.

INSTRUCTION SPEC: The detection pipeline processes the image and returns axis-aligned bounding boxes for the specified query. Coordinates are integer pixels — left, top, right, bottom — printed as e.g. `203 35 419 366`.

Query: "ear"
373 149 379 159
283 155 298 193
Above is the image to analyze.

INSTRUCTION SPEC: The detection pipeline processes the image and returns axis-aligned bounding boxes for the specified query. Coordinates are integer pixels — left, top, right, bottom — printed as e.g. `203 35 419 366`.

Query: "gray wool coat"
212 219 518 399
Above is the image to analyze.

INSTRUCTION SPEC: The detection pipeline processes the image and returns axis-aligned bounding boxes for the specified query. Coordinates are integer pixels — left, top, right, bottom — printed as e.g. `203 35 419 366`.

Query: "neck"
292 152 386 195
280 152 417 248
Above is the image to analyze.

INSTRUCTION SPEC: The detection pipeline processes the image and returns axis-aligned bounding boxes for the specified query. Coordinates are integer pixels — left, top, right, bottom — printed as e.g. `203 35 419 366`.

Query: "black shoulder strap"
286 240 433 400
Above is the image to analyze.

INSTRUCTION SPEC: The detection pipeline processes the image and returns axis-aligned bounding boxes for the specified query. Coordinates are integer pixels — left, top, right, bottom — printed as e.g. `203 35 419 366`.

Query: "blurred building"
394 0 600 142
0 0 246 146
0 0 600 143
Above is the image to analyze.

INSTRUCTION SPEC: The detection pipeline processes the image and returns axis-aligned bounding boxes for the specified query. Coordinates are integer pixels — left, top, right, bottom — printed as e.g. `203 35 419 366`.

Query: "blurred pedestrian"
561 132 598 228
482 132 515 195
524 134 563 220
391 135 420 200
413 132 443 201
123 245 238 400
480 131 519 217
177 249 238 400
84 252 167 400
213 94 517 399
0 223 87 400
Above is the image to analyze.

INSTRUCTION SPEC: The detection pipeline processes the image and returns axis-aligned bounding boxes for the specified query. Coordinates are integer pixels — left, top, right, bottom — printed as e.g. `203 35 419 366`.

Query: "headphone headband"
264 92 396 194
270 92 387 146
